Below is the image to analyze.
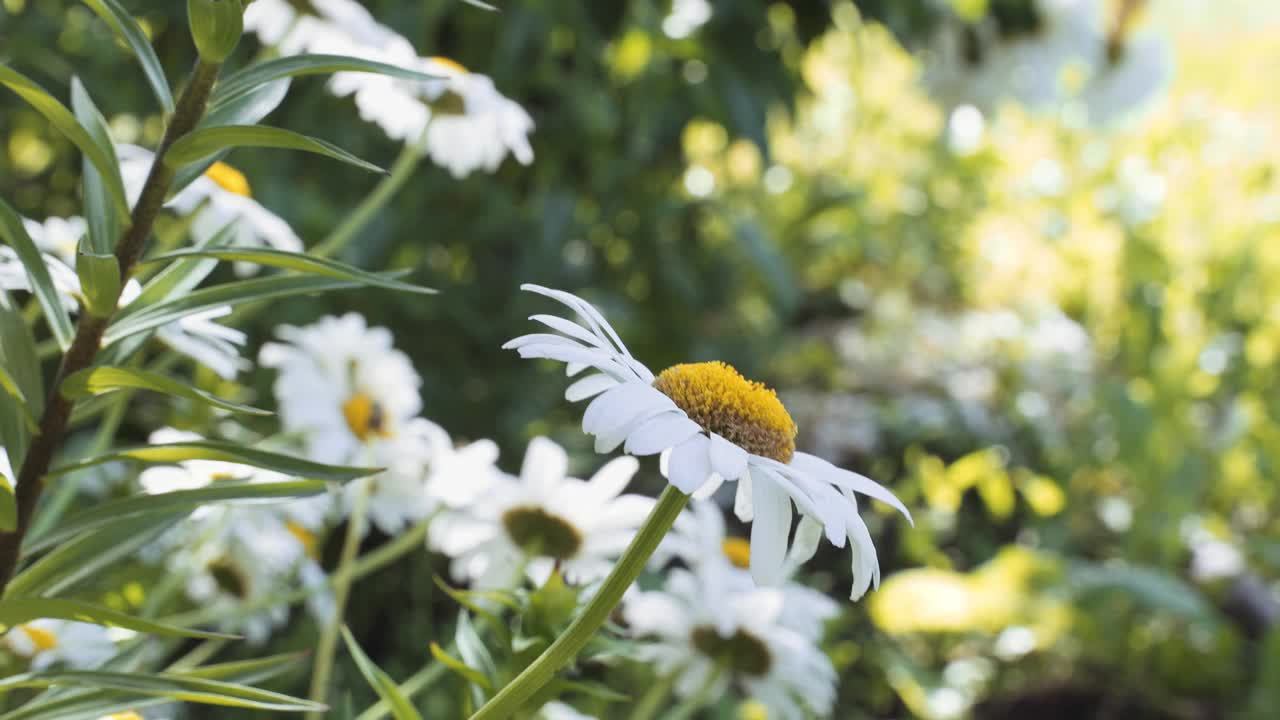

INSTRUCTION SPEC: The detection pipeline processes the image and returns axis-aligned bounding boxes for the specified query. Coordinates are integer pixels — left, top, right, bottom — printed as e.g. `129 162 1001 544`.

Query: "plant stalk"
0 58 221 595
469 485 690 720
311 134 424 259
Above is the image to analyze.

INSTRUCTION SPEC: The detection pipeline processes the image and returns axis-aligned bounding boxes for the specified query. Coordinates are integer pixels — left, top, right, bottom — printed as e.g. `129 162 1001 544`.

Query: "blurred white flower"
260 313 422 465
245 0 534 178
505 285 910 599
539 702 597 720
2 619 118 670
663 0 713 40
431 436 652 589
622 544 838 719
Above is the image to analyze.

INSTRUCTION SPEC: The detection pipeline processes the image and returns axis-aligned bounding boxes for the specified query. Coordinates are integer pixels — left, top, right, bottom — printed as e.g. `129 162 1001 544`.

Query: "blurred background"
3 0 1279 717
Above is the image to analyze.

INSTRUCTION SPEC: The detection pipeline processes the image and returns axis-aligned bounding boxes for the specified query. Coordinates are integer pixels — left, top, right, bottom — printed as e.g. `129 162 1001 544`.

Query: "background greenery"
2 0 1278 717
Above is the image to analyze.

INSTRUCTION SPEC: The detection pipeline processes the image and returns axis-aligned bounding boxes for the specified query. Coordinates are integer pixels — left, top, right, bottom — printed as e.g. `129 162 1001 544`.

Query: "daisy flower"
119 145 303 272
430 436 654 590
504 285 910 599
259 313 422 466
2 619 119 670
244 0 534 178
622 558 838 720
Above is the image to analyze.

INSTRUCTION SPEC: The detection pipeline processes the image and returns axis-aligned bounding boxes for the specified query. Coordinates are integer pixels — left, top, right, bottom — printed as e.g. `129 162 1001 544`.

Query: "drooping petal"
516 343 632 381
790 451 913 525
501 332 590 351
520 284 654 382
708 432 749 481
749 467 790 586
842 490 881 600
734 471 754 521
667 434 712 494
784 514 824 572
583 382 662 434
528 313 611 350
691 473 724 500
565 373 617 402
624 414 702 456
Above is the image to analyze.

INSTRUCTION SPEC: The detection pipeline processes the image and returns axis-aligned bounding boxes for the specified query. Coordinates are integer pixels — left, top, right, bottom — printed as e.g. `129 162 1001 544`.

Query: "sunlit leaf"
428 642 490 690
0 197 76 349
0 671 327 712
73 251 121 318
81 0 174 113
341 626 424 720
46 441 379 482
60 366 272 416
142 248 435 295
166 125 385 174
7 513 181 598
0 598 235 640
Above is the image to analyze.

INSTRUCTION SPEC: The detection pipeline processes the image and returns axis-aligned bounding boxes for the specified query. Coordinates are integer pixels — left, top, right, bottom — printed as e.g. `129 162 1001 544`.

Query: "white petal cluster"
625 503 839 719
2 619 121 670
244 0 534 178
505 285 911 599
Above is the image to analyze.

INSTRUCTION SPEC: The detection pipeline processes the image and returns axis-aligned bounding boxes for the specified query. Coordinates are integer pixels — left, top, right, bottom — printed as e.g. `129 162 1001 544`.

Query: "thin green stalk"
311 136 424 259
627 671 676 720
470 485 690 720
306 478 372 720
354 660 449 720
664 667 722 720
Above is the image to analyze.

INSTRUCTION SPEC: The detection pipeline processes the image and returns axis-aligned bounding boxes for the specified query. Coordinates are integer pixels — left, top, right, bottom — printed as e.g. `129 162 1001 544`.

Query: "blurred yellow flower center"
738 701 770 720
691 625 772 677
342 393 389 442
722 537 752 568
430 56 468 73
103 713 145 720
204 161 251 197
501 506 582 560
653 361 797 463
20 624 58 652
209 558 249 600
287 521 319 559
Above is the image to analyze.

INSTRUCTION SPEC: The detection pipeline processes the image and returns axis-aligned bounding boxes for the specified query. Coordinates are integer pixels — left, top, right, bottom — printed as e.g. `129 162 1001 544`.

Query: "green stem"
627 671 676 720
469 485 690 720
306 478 371 720
355 659 449 720
664 667 722 720
311 137 424 259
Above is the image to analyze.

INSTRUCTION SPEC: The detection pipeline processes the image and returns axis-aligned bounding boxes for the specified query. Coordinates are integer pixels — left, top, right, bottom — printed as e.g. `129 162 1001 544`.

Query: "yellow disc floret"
287 521 319 559
342 392 389 442
429 56 469 73
103 713 145 720
722 537 752 569
652 361 797 463
203 161 251 197
20 624 58 652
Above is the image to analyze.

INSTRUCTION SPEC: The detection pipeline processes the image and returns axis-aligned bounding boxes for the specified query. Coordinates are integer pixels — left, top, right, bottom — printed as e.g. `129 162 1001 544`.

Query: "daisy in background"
430 436 654 590
622 543 839 720
244 0 534 178
2 619 121 670
504 284 910 599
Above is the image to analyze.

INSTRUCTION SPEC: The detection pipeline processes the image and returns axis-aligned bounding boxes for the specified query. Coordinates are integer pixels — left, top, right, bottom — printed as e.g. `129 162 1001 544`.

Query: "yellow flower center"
652 361 797 463
208 558 249 600
691 625 773 677
203 161 251 197
287 521 319 559
501 506 582 560
738 701 770 720
20 624 58 652
722 537 751 569
429 56 468 73
103 713 145 720
342 392 389 442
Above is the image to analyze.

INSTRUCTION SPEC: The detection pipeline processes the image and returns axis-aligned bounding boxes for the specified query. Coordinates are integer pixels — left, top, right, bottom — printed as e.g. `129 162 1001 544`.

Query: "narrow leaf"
342 627 424 720
428 642 490 689
213 54 442 110
82 0 174 112
0 366 39 434
0 671 327 712
0 198 76 349
0 478 14 532
61 366 272 416
47 441 380 482
0 64 129 214
25 479 326 555
69 78 125 255
73 251 121 318
6 513 181 598
166 125 385 174
0 598 235 640
0 290 41 471
142 248 436 295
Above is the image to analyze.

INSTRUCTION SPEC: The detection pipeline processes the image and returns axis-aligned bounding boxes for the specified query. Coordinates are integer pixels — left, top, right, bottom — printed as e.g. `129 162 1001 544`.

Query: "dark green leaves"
0 598 235 640
46 440 380 482
0 290 41 472
82 0 174 113
166 125 385 174
0 198 76 349
212 54 442 110
69 78 125 256
143 248 436 295
61 366 272 416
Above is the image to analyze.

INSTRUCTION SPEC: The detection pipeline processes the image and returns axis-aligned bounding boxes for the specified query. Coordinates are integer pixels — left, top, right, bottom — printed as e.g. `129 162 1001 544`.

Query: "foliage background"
2 0 1279 717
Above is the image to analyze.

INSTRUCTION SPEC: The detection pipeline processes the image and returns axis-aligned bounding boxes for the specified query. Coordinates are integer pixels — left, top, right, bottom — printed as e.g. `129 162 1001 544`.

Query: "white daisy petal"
790 452 913 524
565 373 618 402
734 471 754 521
749 467 790 586
583 382 665 434
521 437 569 497
529 313 611 351
691 473 724 500
708 432 749 481
516 344 633 380
843 496 881 600
502 333 593 351
582 455 640 502
624 414 702 456
667 435 712 494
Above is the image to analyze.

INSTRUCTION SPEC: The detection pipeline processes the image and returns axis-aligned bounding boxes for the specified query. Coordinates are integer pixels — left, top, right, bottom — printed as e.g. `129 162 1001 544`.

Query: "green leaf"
6 513 181 598
1070 561 1216 622
0 197 76 350
104 274 370 345
0 290 41 471
69 78 125 255
428 642 490 690
47 440 380 482
0 671 327 712
341 626 425 720
129 218 237 309
0 64 129 214
25 478 327 555
0 477 14 533
142 248 436 295
74 250 121 318
166 125 385 175
61 366 272 416
0 366 39 435
82 0 174 113
0 598 235 640
212 54 442 111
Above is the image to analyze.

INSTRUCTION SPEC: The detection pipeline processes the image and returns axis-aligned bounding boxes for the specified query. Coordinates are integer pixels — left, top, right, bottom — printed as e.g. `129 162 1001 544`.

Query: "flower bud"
188 0 244 63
